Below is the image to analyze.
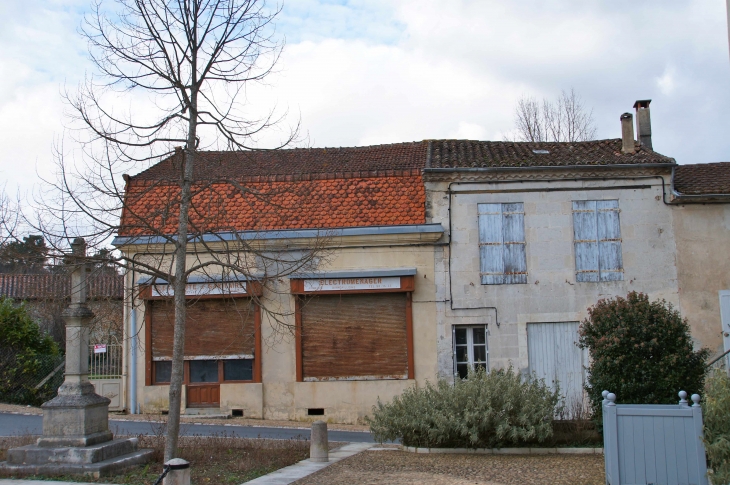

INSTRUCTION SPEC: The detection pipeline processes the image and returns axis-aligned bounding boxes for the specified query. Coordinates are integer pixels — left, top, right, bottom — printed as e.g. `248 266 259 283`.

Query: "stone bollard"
310 420 329 462
162 458 190 485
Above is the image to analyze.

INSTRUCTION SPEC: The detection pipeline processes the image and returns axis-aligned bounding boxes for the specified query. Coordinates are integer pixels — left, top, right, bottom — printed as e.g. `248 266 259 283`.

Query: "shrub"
579 292 709 422
0 297 61 405
704 369 730 485
366 367 560 448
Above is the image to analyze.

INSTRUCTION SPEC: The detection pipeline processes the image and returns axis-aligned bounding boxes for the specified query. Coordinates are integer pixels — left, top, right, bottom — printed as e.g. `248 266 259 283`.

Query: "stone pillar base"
39 389 112 446
0 437 154 478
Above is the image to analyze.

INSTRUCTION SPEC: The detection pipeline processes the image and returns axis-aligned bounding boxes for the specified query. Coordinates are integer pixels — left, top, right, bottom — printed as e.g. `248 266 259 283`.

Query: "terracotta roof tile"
121 139 674 236
673 162 730 195
120 176 425 236
426 139 673 169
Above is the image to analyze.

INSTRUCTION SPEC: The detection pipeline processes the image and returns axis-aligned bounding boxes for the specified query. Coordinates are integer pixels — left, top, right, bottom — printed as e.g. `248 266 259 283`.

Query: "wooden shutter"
527 322 585 410
150 298 256 359
301 293 408 380
572 200 599 282
478 203 526 285
572 200 623 282
596 200 623 281
502 203 527 284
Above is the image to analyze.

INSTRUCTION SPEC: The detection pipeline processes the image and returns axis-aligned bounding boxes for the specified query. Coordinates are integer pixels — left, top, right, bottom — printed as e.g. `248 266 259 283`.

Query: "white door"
720 291 730 369
527 322 585 416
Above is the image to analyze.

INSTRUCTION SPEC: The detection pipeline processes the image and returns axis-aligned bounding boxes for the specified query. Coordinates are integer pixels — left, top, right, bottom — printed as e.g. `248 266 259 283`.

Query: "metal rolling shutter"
150 298 256 359
301 293 408 380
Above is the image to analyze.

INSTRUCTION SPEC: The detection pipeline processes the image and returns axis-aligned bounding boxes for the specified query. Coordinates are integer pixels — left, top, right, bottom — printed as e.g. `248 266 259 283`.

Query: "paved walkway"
246 442 374 484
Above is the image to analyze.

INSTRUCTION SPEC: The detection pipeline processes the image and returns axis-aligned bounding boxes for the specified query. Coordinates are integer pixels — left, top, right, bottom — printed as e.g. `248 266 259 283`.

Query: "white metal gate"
89 343 123 411
527 322 585 416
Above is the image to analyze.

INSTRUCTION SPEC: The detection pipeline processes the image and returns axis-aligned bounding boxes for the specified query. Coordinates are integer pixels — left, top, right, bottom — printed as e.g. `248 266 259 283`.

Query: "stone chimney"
620 113 635 154
633 100 652 150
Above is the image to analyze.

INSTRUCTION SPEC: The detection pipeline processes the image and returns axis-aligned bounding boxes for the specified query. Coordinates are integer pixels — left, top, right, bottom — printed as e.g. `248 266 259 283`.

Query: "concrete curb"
242 442 374 485
402 446 604 455
0 481 105 485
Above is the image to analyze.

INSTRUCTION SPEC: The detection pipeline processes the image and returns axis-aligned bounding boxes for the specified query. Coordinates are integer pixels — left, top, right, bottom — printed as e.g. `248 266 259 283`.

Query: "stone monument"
0 238 153 477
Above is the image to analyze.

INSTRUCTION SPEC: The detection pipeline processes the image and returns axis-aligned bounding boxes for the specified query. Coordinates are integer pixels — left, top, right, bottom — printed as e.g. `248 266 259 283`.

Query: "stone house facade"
117 102 730 422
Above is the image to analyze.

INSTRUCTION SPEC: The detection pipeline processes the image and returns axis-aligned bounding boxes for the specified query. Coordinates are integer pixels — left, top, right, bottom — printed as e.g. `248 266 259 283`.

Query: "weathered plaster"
672 203 730 354
427 176 681 380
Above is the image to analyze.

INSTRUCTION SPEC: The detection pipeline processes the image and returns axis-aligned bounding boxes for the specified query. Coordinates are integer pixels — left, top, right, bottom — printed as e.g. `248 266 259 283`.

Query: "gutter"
670 166 730 204
113 223 445 247
422 162 677 174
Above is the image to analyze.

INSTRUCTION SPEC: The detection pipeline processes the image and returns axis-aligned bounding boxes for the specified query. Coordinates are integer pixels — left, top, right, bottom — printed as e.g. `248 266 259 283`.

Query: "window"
189 360 219 383
478 203 527 284
223 359 253 381
453 326 488 379
154 361 171 384
572 200 623 282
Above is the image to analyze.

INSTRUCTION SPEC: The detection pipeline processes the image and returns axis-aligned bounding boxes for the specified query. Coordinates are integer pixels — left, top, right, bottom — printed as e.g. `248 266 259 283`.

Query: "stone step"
183 408 231 418
6 438 138 465
0 448 155 478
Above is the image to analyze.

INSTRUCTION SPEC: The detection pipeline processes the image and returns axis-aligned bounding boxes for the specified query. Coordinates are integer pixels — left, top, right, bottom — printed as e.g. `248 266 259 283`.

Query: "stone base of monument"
0 437 154 478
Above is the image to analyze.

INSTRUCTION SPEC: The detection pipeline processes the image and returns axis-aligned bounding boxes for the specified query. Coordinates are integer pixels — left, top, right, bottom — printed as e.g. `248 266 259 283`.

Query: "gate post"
603 392 620 485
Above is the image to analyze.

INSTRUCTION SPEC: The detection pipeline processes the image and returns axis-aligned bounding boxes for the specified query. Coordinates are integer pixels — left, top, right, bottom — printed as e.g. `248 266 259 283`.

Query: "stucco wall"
672 203 730 355
125 243 438 424
427 175 681 380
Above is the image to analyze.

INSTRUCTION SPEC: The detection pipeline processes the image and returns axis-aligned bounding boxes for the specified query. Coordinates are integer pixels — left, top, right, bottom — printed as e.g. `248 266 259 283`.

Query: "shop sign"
303 276 401 292
151 281 247 297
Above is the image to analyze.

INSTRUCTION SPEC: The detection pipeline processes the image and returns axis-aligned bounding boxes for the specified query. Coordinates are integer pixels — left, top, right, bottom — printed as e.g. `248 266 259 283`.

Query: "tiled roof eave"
112 223 445 247
423 162 677 173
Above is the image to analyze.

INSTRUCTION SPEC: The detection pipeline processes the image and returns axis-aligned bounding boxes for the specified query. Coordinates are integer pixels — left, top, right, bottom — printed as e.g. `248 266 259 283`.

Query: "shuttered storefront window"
572 200 623 282
300 293 408 381
149 298 257 385
150 298 256 359
478 203 527 284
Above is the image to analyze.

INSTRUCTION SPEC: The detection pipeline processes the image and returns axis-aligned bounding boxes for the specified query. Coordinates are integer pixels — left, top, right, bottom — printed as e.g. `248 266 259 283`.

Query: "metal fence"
0 347 65 406
602 390 709 485
89 343 123 378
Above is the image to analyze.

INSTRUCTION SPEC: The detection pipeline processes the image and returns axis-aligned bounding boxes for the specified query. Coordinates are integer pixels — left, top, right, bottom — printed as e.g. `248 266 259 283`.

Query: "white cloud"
656 66 677 96
1 0 730 202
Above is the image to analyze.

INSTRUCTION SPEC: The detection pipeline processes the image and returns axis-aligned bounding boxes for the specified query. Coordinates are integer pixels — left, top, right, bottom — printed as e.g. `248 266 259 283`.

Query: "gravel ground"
0 403 368 432
292 449 606 485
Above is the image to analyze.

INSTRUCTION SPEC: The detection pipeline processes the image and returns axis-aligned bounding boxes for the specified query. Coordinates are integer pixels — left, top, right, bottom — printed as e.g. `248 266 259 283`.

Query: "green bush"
579 292 709 422
366 367 560 448
0 297 62 405
704 369 730 485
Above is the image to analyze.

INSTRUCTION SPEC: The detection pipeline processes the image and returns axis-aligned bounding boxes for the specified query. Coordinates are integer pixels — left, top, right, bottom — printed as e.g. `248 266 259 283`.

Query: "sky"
1 0 729 196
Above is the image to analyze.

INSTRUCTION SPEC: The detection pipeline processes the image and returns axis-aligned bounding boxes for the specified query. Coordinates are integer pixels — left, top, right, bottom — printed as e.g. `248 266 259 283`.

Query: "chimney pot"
633 99 652 150
620 113 635 154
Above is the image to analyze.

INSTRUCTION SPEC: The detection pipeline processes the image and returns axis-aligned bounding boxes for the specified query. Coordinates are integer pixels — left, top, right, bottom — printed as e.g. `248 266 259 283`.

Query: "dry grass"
0 432 313 484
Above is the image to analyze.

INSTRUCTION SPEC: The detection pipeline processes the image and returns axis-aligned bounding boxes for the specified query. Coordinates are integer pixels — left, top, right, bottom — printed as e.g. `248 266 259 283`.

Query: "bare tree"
514 88 597 143
0 185 20 247
32 0 328 461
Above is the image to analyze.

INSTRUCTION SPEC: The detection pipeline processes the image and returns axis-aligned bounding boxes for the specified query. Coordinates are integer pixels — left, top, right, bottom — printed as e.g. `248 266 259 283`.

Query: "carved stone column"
0 238 153 477
38 238 113 446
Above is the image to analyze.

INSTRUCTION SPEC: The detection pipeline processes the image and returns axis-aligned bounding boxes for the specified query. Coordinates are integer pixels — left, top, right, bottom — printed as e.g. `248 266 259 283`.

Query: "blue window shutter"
502 203 527 284
478 203 504 285
597 200 623 281
573 200 599 282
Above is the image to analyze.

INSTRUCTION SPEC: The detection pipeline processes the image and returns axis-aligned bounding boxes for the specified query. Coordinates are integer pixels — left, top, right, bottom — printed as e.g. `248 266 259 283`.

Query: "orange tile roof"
120 175 426 236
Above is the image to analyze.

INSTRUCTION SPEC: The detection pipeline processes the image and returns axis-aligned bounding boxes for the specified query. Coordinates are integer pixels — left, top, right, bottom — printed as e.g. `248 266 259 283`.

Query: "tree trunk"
164 84 198 461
